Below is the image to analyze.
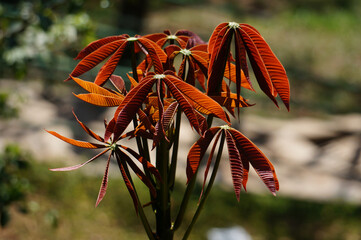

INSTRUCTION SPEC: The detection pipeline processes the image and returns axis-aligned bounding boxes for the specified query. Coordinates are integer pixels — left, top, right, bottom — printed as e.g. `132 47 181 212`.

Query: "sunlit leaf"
46 130 106 149
229 128 279 195
50 149 110 171
95 153 112 207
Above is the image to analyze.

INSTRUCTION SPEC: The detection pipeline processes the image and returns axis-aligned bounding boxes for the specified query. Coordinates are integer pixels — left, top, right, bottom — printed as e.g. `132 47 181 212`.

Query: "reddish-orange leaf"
72 109 104 142
75 35 128 60
207 22 229 55
95 153 112 207
115 154 139 214
118 149 157 197
207 28 233 96
237 27 278 107
74 93 123 107
186 127 222 182
68 39 126 80
162 76 200 134
166 75 229 124
112 76 157 141
50 149 110 172
224 63 253 91
241 25 290 110
225 131 243 201
229 128 279 195
200 131 222 200
46 130 106 149
94 41 128 86
71 76 121 98
138 38 167 73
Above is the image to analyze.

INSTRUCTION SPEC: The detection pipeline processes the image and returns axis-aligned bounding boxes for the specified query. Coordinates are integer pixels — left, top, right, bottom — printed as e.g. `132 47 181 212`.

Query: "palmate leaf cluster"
47 22 289 239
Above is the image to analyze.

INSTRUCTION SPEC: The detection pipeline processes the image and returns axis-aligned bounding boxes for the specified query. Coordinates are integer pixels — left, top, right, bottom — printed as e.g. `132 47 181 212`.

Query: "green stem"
115 150 155 240
130 42 139 82
156 140 173 239
182 131 225 240
172 167 197 231
207 115 214 128
168 109 182 190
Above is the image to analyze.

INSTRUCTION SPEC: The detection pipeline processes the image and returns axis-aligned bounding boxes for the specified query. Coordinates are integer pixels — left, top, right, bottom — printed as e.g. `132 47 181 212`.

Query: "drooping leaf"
241 26 290 110
165 75 229 124
161 101 178 132
207 22 229 55
225 131 243 201
120 145 161 182
115 152 139 214
138 38 167 73
237 27 278 107
229 128 279 195
117 149 157 197
224 63 253 91
186 127 222 182
200 131 222 200
207 28 233 96
162 76 200 134
95 153 112 207
111 76 157 141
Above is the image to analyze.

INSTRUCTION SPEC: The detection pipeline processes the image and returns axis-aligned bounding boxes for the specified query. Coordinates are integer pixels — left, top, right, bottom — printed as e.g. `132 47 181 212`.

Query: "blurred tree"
0 144 31 227
0 0 95 79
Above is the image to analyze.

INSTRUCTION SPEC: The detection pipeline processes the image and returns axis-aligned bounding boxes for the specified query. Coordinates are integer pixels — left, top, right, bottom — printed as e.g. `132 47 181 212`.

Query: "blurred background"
0 0 360 239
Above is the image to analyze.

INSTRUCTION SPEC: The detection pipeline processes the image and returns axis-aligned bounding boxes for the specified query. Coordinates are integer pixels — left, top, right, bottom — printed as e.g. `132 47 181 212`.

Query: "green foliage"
0 92 18 119
3 162 361 239
0 144 31 227
0 0 96 79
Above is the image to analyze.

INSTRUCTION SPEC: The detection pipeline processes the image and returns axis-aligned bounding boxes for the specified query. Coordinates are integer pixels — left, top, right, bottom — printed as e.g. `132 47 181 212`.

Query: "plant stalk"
115 150 155 240
156 140 173 239
182 131 225 240
168 109 182 190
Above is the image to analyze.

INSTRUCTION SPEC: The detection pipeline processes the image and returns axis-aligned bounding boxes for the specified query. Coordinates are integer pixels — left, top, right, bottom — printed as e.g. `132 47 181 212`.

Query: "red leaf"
75 35 127 60
138 38 167 73
207 28 233 96
200 131 222 200
110 75 127 95
69 39 126 79
162 76 200 134
115 153 139 214
118 149 157 197
241 26 290 110
74 93 123 107
50 149 110 171
207 23 229 55
237 28 279 107
186 127 222 182
71 76 122 97
94 41 128 86
72 109 104 142
46 130 106 149
95 153 112 207
112 76 157 141
225 131 243 201
165 75 229 124
120 145 161 182
229 128 279 195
